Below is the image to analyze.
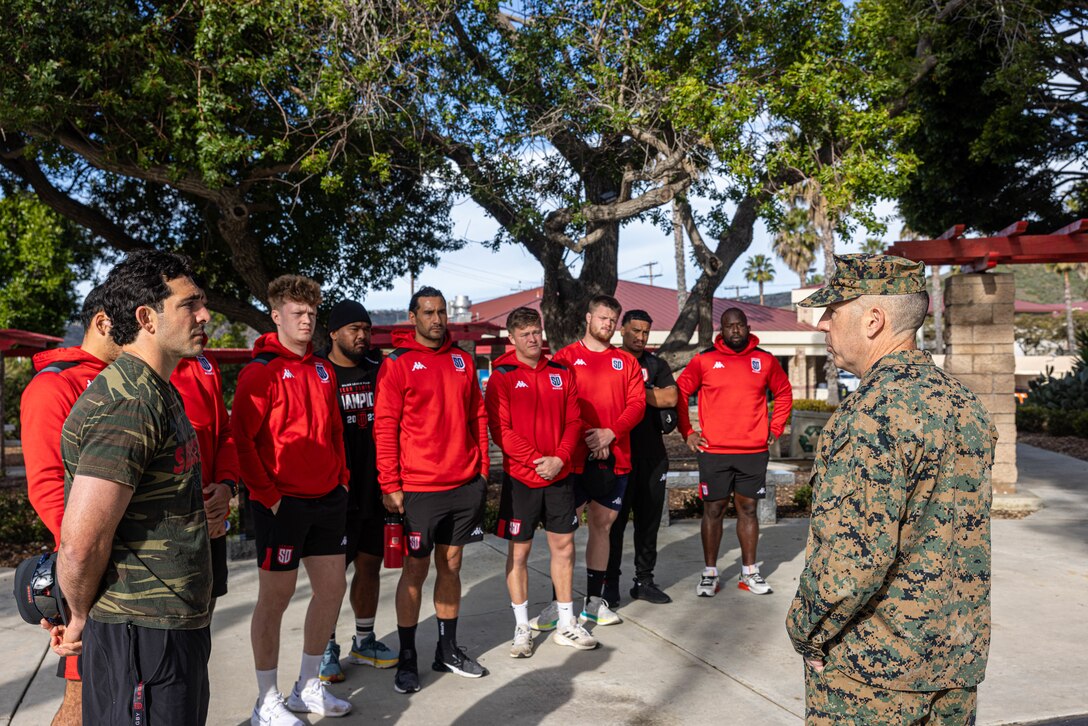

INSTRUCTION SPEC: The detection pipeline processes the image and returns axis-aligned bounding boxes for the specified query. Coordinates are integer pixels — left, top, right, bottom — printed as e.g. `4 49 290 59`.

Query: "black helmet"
13 552 68 626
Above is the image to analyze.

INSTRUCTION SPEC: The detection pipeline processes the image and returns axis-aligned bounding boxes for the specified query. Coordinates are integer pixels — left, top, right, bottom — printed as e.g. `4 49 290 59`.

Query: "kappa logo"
471 526 484 537
612 497 623 506
315 362 330 383
756 487 766 495
751 358 762 373
509 519 522 536
573 358 587 366
549 373 563 388
515 380 529 389
411 361 427 372
713 361 725 369
340 536 348 546
452 353 466 371
196 355 214 375
571 515 579 526
409 532 422 550
277 546 294 565
282 369 295 380
612 358 624 371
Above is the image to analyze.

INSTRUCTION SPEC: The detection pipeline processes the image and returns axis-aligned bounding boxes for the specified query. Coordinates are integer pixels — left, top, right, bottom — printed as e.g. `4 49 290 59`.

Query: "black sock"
551 585 557 601
398 624 417 655
437 617 458 655
587 569 606 598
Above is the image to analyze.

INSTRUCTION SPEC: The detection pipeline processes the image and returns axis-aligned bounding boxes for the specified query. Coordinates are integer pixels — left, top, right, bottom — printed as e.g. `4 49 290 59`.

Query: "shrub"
1046 409 1083 437
792 485 813 508
1016 405 1048 434
1075 411 1088 439
791 399 837 413
1025 328 1088 411
0 488 51 544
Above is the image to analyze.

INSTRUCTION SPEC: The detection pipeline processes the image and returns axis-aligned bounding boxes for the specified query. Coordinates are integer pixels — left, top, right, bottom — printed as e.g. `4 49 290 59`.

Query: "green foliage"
1015 313 1088 356
1025 328 1088 410
0 488 51 545
1015 405 1047 434
792 484 813 509
2 358 33 438
1044 409 1088 438
791 398 838 412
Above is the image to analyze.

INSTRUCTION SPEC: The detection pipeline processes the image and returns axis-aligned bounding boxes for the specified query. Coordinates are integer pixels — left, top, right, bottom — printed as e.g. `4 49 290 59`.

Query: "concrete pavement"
3 442 1086 725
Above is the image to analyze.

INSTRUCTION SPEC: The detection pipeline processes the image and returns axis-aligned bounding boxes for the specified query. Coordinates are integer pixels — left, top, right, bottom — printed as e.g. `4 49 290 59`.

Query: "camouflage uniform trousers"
806 665 976 725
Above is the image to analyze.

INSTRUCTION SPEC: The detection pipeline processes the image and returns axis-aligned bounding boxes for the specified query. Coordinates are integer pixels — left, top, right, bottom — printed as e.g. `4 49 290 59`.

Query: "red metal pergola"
888 219 1088 270
1 328 65 474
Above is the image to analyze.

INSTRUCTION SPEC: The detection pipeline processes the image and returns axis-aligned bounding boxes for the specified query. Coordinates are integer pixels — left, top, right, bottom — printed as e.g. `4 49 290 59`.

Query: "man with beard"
317 300 397 683
374 286 490 693
234 275 352 724
676 307 792 597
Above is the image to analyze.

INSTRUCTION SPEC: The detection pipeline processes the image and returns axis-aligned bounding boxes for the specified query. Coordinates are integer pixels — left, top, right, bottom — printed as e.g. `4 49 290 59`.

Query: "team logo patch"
549 373 562 388
509 519 522 536
452 353 466 371
612 358 624 371
408 532 422 551
751 358 761 373
700 483 709 498
277 546 294 565
642 368 649 382
197 355 214 375
315 362 330 382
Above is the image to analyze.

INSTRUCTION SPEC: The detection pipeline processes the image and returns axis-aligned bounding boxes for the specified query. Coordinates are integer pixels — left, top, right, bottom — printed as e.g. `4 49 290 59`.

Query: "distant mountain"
733 291 793 309
1001 264 1088 304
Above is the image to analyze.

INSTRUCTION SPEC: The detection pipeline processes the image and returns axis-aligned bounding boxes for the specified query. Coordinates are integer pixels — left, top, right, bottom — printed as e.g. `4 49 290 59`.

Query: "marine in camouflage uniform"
786 255 997 725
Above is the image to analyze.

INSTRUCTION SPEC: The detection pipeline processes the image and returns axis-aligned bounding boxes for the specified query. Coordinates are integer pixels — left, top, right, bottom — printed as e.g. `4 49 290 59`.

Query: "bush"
1046 409 1085 437
0 488 51 544
792 485 812 508
1016 405 1048 434
1025 328 1088 411
791 399 837 413
1075 412 1088 439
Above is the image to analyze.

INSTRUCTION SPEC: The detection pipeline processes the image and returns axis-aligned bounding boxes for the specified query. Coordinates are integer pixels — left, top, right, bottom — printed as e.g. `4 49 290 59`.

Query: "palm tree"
1046 263 1088 353
861 238 886 255
744 254 775 306
772 206 819 285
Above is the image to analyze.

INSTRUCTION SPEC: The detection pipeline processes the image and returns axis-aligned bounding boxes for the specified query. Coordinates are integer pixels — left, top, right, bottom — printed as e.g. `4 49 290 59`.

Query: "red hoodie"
171 352 240 501
232 333 349 507
21 346 109 547
676 334 793 454
485 350 583 488
374 329 489 493
552 341 646 475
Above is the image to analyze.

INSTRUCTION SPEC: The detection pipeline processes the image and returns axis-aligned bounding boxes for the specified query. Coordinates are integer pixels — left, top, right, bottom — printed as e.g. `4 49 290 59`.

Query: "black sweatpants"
607 454 669 582
83 618 211 726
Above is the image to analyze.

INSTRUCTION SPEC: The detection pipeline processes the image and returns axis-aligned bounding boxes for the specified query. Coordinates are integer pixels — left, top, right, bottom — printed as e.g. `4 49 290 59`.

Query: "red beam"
937 224 966 240
888 233 1088 265
996 221 1029 237
1053 219 1088 236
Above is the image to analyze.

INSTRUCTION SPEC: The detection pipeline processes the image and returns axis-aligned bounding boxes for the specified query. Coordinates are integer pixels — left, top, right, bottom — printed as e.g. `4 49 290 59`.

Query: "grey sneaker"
285 679 352 717
510 624 533 658
529 601 559 632
579 596 621 626
696 572 720 597
738 571 772 595
552 621 599 650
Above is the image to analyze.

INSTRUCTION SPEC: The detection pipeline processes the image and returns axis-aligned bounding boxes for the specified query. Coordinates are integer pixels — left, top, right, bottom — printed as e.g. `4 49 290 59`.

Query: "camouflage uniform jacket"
786 349 996 690
62 353 212 629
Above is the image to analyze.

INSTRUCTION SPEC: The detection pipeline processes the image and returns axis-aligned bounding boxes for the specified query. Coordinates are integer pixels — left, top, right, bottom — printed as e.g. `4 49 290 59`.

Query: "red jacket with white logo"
485 350 583 488
374 329 489 493
552 341 646 475
171 352 240 502
676 334 793 454
20 346 109 547
232 333 348 507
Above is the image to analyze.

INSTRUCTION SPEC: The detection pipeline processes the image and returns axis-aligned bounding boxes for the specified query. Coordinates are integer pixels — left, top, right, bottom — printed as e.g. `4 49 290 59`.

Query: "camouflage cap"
796 254 926 308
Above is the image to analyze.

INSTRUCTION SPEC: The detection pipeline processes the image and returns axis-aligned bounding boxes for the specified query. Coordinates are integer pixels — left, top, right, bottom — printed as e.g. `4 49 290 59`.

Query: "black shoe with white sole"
432 643 489 678
393 649 421 693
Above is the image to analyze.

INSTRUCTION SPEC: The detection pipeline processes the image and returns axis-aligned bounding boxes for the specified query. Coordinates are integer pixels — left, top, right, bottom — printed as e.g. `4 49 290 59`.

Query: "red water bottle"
383 515 405 569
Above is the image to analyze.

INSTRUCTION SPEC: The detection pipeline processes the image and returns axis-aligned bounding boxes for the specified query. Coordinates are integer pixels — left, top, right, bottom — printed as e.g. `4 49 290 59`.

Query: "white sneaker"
696 572 720 597
739 571 772 595
579 596 621 626
510 623 533 658
251 694 304 726
286 679 352 717
552 621 599 650
529 601 559 632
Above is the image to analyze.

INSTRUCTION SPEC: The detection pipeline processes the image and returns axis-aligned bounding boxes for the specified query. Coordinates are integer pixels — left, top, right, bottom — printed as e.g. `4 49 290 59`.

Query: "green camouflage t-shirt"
62 353 211 629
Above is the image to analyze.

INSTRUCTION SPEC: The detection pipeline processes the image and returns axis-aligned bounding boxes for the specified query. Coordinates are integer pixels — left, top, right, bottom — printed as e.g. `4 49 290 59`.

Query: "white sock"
256 668 278 704
512 601 529 627
297 652 322 690
742 564 758 575
557 601 575 627
355 617 375 641
704 566 719 577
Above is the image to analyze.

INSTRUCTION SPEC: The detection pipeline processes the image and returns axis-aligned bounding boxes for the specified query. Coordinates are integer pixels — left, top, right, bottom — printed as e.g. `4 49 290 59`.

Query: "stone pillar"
789 347 808 400
942 273 1017 493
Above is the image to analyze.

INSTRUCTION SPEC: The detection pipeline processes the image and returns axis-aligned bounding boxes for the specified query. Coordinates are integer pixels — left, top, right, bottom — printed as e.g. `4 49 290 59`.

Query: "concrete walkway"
2 443 1086 725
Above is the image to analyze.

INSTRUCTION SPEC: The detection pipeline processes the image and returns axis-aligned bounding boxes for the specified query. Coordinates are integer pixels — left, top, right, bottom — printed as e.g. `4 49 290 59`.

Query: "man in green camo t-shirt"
52 251 214 726
787 255 997 725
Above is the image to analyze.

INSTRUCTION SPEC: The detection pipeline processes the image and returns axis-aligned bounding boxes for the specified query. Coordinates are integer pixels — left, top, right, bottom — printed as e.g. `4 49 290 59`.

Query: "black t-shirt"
321 349 382 517
628 351 677 460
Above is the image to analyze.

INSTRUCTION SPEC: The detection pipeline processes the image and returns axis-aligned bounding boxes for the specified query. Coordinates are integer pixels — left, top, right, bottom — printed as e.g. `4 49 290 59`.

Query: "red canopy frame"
888 219 1088 271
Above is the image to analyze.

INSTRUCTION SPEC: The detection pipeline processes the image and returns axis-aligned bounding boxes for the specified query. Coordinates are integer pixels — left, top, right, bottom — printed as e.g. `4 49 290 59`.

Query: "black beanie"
328 300 371 331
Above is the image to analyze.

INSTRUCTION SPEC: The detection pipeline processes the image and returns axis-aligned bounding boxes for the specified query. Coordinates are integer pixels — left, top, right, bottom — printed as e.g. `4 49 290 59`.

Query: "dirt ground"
1017 433 1088 461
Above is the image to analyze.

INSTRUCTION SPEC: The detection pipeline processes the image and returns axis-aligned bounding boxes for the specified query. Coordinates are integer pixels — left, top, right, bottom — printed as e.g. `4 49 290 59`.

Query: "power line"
636 261 660 286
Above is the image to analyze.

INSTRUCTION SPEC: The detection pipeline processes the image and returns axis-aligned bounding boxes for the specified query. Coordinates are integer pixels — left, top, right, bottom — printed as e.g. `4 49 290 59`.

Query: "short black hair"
409 286 445 314
622 309 652 326
720 307 749 326
588 294 621 315
79 284 108 330
102 250 196 346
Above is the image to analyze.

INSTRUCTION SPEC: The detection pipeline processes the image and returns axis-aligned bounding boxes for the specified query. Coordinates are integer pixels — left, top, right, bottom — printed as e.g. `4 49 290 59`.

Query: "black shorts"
573 471 629 512
403 476 487 557
697 451 769 501
345 511 384 562
252 486 349 571
210 534 228 598
83 618 210 726
496 474 578 541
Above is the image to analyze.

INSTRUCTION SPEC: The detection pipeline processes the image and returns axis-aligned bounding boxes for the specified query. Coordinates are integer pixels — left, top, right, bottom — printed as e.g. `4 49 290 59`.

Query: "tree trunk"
673 200 687 313
932 265 944 354
539 220 620 350
819 208 839 406
759 281 765 306
1065 269 1075 353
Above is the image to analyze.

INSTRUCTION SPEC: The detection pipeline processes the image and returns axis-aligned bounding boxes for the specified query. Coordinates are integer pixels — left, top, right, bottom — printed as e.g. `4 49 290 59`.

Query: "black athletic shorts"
496 474 578 541
83 618 210 726
345 511 384 562
697 451 769 501
210 534 228 598
403 475 487 557
573 471 629 512
252 486 348 571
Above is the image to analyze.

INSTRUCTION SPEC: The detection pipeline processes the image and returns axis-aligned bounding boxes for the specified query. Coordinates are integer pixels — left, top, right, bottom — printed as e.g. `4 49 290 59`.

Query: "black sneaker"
631 577 672 604
602 579 622 608
432 643 489 678
393 649 421 693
